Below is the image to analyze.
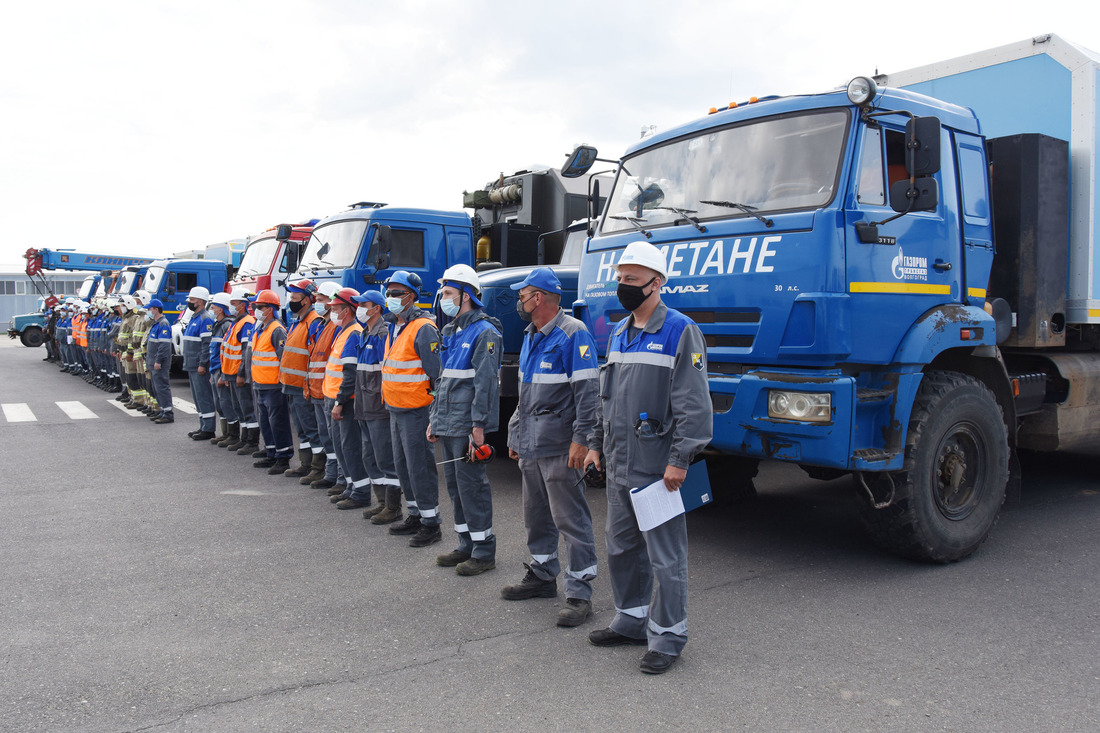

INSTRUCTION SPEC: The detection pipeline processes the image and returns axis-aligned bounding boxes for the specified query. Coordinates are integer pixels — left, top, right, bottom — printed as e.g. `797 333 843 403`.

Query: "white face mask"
329 311 341 325
356 306 370 322
144 312 153 322
254 309 266 323
386 296 405 314
440 295 461 318
313 302 327 316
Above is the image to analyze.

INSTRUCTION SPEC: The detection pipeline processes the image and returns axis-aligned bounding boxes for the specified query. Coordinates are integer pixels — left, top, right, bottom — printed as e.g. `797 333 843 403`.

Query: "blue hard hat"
510 267 563 296
147 298 165 310
384 270 422 293
352 290 386 307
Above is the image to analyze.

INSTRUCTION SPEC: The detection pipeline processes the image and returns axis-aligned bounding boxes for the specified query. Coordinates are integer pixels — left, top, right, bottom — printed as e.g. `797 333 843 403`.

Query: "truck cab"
230 222 315 312
294 204 474 304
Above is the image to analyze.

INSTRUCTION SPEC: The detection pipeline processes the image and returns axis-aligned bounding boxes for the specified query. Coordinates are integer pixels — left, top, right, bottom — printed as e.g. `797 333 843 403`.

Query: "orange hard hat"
332 287 360 309
252 290 281 307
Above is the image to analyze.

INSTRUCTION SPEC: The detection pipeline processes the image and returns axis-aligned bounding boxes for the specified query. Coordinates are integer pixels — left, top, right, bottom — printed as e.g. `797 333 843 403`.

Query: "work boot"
191 430 215 441
370 505 403 525
436 549 472 567
210 418 228 445
456 557 496 576
329 492 349 503
108 378 122 393
218 422 240 448
501 564 558 600
556 598 592 627
253 455 277 468
362 487 387 518
310 476 336 490
326 483 346 496
147 411 163 420
236 428 259 456
153 413 175 424
336 497 369 510
301 453 326 485
408 524 442 548
251 447 268 459
388 514 421 535
267 458 291 475
284 448 312 477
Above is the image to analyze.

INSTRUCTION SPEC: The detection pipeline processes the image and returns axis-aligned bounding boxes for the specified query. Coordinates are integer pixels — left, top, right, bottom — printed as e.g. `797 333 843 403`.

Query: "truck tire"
20 327 44 348
859 371 1008 563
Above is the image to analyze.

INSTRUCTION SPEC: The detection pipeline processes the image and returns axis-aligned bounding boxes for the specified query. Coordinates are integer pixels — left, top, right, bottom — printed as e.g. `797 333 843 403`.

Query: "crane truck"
568 33 1100 563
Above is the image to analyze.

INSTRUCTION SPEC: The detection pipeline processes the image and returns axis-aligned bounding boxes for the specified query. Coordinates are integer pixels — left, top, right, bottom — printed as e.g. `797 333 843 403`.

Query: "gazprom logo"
891 247 928 282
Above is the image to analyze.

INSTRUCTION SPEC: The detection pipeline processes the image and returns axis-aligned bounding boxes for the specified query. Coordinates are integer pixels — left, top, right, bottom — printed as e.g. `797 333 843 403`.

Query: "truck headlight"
768 390 831 423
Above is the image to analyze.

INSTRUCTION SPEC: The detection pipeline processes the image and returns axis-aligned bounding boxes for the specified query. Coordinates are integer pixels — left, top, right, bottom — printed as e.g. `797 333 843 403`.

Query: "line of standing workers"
42 240 712 675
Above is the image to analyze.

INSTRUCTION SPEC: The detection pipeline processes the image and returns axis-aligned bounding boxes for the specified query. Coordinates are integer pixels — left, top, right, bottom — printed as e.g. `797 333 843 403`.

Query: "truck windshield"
144 266 165 295
298 220 369 272
600 110 849 235
560 227 588 265
78 278 95 299
238 237 279 278
115 271 138 294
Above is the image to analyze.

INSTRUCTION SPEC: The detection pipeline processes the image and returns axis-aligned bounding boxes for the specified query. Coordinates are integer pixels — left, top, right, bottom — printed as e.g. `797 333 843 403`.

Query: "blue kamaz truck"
570 34 1099 562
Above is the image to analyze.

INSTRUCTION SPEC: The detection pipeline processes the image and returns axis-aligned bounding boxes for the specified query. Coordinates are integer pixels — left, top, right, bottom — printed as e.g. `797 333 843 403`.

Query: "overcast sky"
1 0 1095 266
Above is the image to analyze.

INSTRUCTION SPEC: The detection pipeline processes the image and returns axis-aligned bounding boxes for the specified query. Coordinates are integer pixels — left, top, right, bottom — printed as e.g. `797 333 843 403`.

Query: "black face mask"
516 295 534 322
288 299 305 314
187 302 198 312
617 277 657 312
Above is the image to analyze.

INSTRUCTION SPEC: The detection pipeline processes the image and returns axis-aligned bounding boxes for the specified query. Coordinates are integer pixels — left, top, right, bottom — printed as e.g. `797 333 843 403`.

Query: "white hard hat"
229 287 251 302
120 295 136 311
134 289 151 303
437 264 481 294
613 240 669 281
210 292 234 310
317 281 341 299
188 286 211 301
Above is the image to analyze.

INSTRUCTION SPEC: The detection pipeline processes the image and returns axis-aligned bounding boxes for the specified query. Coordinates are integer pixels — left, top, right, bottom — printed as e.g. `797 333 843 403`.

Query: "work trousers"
187 370 216 432
518 454 598 601
215 374 238 424
230 379 257 430
313 398 340 482
286 391 321 457
359 415 398 500
255 387 293 459
326 398 369 501
388 406 439 525
438 435 494 561
605 479 688 657
149 364 173 414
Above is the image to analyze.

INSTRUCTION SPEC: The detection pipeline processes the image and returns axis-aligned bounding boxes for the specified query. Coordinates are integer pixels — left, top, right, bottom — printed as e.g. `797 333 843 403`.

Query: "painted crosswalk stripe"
173 398 198 415
106 399 144 417
56 401 98 420
2 403 36 422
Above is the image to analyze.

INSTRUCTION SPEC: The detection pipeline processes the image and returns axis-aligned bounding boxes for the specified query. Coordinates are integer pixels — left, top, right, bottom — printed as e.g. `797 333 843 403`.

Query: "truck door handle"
933 259 952 272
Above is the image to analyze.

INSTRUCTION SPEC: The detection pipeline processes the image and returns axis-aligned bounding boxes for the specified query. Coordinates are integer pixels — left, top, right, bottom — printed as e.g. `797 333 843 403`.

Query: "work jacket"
381 308 440 411
429 309 501 436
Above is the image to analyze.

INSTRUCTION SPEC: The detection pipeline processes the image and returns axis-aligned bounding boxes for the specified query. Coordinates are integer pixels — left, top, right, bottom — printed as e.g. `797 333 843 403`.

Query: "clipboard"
628 461 712 531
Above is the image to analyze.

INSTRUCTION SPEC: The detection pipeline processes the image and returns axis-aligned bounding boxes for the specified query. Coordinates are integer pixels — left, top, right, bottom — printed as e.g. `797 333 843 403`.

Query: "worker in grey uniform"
584 240 712 675
145 298 175 424
503 267 600 627
428 265 502 575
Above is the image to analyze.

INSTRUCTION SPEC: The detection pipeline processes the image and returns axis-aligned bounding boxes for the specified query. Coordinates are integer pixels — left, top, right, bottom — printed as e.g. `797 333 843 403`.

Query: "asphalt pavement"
1 337 1097 732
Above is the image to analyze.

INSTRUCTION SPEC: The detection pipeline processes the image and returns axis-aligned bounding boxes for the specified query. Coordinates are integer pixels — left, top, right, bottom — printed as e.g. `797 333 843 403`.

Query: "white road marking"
220 490 267 496
2 403 37 422
173 398 198 414
106 399 144 417
56 401 98 420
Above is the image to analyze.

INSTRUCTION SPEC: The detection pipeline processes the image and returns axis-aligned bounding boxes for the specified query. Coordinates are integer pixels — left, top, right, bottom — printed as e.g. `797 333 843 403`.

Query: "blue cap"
147 298 165 310
352 290 386 307
510 267 563 296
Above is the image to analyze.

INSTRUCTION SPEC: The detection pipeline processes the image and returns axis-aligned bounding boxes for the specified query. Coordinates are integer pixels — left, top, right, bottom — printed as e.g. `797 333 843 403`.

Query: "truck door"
844 121 963 363
362 223 439 306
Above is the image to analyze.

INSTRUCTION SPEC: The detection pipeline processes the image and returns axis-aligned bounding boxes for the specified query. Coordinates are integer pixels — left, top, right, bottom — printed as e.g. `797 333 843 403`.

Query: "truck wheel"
20 327 44 348
859 371 1008 563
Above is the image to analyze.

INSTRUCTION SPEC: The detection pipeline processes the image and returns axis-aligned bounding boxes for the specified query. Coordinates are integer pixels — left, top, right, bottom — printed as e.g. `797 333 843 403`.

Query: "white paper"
629 478 686 532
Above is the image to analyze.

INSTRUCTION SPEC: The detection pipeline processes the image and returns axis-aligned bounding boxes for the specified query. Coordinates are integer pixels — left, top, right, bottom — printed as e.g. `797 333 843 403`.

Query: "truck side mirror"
285 242 299 273
589 179 601 224
373 225 392 271
906 116 941 177
562 145 599 178
890 177 939 213
275 224 293 241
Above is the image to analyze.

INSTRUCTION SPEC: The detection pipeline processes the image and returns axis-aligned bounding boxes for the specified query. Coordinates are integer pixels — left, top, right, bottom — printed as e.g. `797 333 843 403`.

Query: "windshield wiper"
699 200 774 228
650 206 707 234
608 215 652 239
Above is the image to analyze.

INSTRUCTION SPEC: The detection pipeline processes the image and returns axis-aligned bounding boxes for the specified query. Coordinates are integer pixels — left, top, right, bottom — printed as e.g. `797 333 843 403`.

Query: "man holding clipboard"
584 240 712 675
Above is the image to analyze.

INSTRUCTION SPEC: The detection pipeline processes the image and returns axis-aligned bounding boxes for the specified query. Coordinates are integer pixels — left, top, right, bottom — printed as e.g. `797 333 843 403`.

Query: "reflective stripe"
308 361 328 368
648 618 687 636
441 368 476 379
454 522 469 533
371 477 400 486
350 477 371 489
326 453 336 461
382 373 430 383
148 337 172 342
181 335 203 342
530 372 568 384
356 363 382 372
339 356 357 365
200 411 216 419
571 368 598 381
283 345 310 355
531 551 558 564
384 358 423 369
616 604 650 619
607 351 675 368
299 441 311 449
419 506 438 518
281 367 309 377
468 527 493 541
565 563 598 580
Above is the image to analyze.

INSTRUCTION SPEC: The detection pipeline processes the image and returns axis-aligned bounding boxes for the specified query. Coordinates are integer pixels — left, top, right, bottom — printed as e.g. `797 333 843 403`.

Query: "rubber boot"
218 421 240 448
371 487 404 525
225 424 247 452
362 485 387 518
300 452 326 485
284 447 312 478
210 418 229 445
237 427 259 456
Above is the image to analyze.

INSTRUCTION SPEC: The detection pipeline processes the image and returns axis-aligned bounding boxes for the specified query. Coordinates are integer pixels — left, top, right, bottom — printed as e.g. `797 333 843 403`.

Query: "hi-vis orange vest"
221 315 255 376
73 314 88 347
381 317 435 409
250 319 286 385
278 310 318 389
307 320 337 399
323 323 362 400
